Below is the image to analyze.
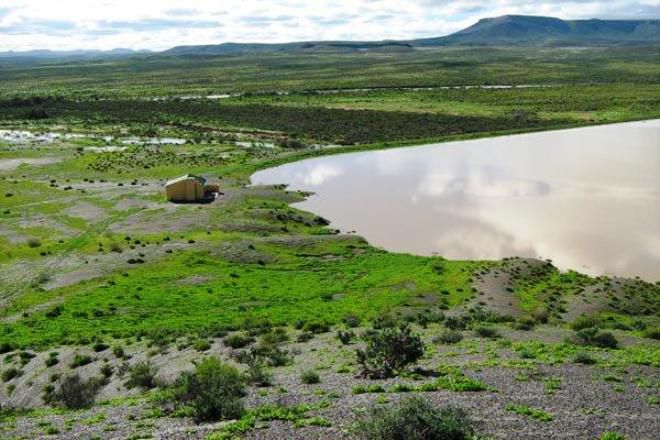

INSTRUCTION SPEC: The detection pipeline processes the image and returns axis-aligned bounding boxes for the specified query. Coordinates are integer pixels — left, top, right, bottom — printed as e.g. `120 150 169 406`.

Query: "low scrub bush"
171 358 246 422
70 353 93 368
434 330 463 345
302 321 331 334
47 374 102 409
300 370 321 385
473 326 501 339
571 328 619 349
356 324 425 379
571 316 600 331
1 368 22 382
343 314 361 328
643 328 660 340
573 352 597 365
224 333 254 349
353 396 475 440
337 330 355 345
126 361 157 389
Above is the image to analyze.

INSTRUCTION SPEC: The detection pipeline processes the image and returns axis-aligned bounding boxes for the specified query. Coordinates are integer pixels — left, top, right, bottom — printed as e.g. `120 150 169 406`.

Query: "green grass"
1 238 482 348
505 404 553 422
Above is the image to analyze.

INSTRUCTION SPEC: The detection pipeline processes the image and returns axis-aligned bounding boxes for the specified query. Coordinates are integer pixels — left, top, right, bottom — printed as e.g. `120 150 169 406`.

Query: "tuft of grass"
300 370 321 385
506 404 553 422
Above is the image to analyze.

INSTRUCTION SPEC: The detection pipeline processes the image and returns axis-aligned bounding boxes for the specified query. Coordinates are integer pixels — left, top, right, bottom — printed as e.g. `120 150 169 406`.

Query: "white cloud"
0 0 658 50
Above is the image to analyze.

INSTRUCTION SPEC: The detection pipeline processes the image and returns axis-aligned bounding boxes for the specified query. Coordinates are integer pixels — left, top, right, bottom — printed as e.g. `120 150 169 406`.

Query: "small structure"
164 174 218 202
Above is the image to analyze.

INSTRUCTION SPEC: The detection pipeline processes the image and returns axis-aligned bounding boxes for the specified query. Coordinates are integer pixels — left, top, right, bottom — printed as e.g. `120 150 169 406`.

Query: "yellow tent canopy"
164 174 208 202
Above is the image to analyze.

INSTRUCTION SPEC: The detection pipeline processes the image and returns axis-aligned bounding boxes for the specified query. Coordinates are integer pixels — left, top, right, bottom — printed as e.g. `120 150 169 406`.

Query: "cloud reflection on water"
253 120 660 281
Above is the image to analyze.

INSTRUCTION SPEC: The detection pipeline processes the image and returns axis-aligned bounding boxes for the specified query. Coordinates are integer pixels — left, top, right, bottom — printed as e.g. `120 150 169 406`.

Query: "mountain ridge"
1 15 658 59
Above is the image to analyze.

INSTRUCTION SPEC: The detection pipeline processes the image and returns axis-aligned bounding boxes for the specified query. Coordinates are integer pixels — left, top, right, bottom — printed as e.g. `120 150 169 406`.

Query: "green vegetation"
356 324 425 378
505 404 554 422
0 43 658 440
169 358 246 422
353 396 475 440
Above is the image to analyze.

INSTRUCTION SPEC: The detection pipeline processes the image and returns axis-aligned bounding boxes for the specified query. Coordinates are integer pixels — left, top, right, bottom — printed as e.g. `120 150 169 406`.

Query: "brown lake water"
251 120 660 281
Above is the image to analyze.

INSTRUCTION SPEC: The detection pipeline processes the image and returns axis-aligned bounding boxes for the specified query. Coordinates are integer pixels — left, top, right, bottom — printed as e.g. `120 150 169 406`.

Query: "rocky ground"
1 324 658 440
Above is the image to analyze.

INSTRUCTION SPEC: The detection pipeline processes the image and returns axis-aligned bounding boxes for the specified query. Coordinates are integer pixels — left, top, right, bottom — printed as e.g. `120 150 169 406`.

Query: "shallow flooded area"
253 120 660 280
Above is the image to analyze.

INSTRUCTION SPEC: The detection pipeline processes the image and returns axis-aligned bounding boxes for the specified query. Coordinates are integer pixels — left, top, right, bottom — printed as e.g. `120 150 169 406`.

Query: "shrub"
92 342 109 352
532 309 549 324
0 342 15 354
302 321 331 334
112 345 126 359
172 358 246 422
300 370 321 385
236 344 291 368
337 330 355 345
45 353 59 367
444 316 468 330
70 354 93 368
297 332 314 342
473 326 501 339
126 362 157 389
353 396 475 440
356 324 425 379
343 314 361 328
573 352 597 365
1 368 22 382
643 328 660 340
49 374 102 409
245 360 272 387
193 339 212 352
571 328 619 349
260 327 289 345
372 313 398 329
434 330 463 345
27 238 42 248
513 319 536 331
100 363 114 379
224 333 254 349
571 316 600 331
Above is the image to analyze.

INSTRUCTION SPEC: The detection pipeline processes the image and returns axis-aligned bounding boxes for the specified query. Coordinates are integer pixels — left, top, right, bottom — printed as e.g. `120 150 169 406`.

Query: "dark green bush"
172 358 246 422
571 316 600 331
223 333 255 349
434 330 463 345
245 360 272 387
444 316 469 330
337 330 355 345
356 324 425 379
126 361 157 389
300 370 321 385
343 314 361 328
302 321 331 334
92 342 109 352
573 352 597 365
571 328 619 349
643 328 660 340
47 374 102 409
353 396 475 440
1 367 22 382
70 354 93 368
473 326 501 339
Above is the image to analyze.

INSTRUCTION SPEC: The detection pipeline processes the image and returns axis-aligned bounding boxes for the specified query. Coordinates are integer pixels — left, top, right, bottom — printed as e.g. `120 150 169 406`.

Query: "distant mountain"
164 41 413 56
0 48 151 60
164 16 659 56
414 15 660 46
1 15 658 61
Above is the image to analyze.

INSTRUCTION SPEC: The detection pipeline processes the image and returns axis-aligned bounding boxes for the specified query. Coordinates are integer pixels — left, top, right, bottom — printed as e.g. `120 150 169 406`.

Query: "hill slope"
414 15 660 46
164 15 659 56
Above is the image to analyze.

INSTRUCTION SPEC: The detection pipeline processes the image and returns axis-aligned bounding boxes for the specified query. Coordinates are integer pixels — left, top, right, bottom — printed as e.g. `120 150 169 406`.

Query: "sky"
0 0 658 51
